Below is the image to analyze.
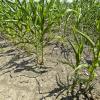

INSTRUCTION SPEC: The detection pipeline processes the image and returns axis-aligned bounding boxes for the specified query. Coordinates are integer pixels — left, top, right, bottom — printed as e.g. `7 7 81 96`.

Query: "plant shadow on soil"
0 39 52 77
39 73 94 100
0 38 99 100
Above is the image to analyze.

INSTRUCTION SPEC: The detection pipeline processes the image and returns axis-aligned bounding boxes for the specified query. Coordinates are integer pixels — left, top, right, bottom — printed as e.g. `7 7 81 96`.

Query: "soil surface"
0 37 100 100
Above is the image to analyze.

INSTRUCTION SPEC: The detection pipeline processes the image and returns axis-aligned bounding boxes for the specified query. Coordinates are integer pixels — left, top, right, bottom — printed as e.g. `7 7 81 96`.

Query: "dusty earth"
0 37 100 100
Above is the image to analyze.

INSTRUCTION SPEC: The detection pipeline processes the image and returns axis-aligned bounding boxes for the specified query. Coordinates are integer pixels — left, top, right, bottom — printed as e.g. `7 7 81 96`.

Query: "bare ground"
0 38 100 100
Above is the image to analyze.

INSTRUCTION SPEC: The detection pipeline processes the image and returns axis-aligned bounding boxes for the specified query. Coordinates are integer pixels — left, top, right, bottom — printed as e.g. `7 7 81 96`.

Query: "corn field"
0 0 100 99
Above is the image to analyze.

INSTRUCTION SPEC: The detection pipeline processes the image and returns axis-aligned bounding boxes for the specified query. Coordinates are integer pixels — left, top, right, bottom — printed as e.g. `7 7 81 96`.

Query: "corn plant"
58 0 100 98
0 0 67 65
0 0 100 99
74 25 100 97
59 27 99 99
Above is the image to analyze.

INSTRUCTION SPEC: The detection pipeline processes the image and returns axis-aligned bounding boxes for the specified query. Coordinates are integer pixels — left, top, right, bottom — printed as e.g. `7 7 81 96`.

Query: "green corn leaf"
79 43 84 55
73 27 95 47
1 20 18 22
68 39 78 56
74 64 88 72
